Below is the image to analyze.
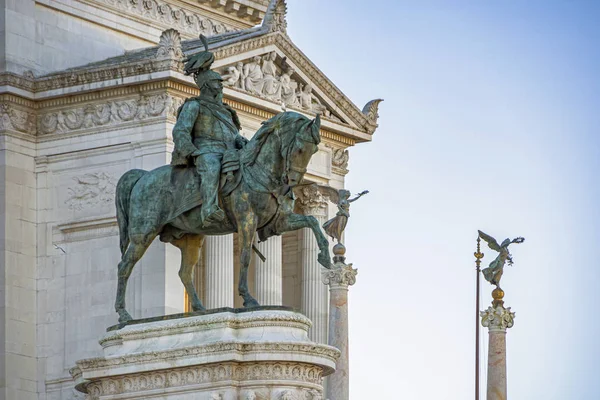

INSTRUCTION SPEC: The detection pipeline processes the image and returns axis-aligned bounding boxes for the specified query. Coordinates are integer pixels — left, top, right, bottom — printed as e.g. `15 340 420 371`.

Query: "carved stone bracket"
37 93 184 135
481 305 515 332
322 263 357 289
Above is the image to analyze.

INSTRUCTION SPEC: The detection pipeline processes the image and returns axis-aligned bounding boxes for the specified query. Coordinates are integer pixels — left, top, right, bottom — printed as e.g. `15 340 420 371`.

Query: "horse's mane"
241 112 310 166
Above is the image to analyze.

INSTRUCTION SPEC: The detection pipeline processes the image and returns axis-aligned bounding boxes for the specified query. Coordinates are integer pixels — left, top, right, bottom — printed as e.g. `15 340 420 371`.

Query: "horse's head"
280 112 321 186
242 111 321 191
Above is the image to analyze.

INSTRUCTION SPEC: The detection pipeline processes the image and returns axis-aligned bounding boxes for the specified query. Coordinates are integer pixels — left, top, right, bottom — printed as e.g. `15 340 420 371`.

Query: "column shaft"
487 331 507 400
481 304 515 400
204 234 234 309
255 236 283 305
301 214 329 343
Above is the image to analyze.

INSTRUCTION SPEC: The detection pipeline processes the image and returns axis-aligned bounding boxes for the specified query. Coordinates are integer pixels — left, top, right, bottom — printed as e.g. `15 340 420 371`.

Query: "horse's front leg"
280 213 332 269
236 212 260 308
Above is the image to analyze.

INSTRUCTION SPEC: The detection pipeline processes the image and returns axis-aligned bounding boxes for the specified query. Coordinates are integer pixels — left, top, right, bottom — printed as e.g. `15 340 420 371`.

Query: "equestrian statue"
114 38 331 324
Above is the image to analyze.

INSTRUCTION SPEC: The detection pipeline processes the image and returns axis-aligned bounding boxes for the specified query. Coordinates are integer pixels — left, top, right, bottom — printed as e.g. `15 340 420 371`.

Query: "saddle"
167 150 242 223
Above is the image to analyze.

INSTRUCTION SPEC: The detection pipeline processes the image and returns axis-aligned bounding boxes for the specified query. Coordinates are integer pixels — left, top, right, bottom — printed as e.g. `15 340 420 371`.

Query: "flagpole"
474 236 484 400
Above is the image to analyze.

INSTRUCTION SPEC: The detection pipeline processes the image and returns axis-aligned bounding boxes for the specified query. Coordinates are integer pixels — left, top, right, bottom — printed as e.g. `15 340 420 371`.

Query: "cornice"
75 0 244 36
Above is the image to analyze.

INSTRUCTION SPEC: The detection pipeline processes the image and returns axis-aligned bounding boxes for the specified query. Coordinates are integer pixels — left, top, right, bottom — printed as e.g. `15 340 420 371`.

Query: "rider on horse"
170 40 248 227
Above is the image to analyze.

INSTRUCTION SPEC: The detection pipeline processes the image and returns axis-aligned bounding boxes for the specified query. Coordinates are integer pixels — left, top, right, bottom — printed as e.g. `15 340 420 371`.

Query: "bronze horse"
114 112 331 323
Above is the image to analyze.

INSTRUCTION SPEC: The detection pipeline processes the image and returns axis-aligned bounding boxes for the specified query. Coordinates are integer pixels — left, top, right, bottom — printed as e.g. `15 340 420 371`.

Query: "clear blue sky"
287 1 600 399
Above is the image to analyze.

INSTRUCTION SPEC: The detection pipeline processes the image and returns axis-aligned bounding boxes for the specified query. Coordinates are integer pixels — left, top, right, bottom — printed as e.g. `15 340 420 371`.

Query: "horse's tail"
116 169 147 256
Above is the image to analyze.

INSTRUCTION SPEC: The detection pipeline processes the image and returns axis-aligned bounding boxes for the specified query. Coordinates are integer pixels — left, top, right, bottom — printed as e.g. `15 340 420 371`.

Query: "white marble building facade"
0 1 380 399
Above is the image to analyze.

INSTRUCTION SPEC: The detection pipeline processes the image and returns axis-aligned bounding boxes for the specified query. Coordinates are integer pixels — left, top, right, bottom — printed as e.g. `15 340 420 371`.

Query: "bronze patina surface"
114 37 331 324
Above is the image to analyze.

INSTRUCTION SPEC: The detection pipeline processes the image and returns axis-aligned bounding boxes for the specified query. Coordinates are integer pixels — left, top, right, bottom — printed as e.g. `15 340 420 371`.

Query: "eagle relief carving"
65 172 117 211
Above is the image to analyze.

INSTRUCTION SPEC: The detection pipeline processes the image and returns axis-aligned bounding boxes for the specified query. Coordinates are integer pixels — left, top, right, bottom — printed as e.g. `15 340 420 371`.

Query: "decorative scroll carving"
481 305 515 332
322 263 357 288
156 29 183 60
65 172 117 211
38 94 182 135
91 0 234 36
222 52 341 121
362 99 383 124
0 103 35 134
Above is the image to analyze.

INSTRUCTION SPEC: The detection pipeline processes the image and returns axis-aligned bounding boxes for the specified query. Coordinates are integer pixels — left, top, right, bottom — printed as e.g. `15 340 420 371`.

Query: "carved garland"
0 103 36 134
86 0 235 36
37 93 184 135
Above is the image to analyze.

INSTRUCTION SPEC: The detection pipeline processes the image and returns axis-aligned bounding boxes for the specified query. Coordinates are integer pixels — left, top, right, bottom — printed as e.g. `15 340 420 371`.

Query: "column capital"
481 304 515 332
322 263 357 289
296 185 328 217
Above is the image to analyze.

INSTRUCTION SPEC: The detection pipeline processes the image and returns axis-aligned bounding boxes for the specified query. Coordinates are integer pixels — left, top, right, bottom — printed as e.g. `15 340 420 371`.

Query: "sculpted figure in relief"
280 67 298 106
298 83 326 115
243 56 265 95
221 65 241 87
261 51 282 100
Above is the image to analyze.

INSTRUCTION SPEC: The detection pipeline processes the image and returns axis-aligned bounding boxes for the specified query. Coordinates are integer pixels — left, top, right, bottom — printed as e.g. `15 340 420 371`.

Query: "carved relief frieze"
296 185 329 217
325 144 349 175
214 33 373 133
35 59 182 93
87 0 235 37
80 362 324 398
0 102 36 134
38 93 184 135
65 172 117 211
221 51 343 123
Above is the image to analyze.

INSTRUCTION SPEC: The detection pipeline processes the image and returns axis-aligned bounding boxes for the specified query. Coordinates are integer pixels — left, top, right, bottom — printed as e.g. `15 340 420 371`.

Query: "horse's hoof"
243 298 260 308
118 309 133 324
192 304 206 312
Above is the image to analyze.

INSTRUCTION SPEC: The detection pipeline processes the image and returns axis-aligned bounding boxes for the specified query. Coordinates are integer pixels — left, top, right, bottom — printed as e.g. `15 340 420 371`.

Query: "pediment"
203 32 379 139
215 47 346 125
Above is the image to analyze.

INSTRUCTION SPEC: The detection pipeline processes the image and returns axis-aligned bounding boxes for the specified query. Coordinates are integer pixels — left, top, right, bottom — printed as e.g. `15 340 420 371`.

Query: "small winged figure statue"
478 230 525 288
317 186 369 243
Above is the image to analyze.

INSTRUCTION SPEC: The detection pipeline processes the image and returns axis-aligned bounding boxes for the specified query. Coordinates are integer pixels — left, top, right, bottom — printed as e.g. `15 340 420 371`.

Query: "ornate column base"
71 309 339 400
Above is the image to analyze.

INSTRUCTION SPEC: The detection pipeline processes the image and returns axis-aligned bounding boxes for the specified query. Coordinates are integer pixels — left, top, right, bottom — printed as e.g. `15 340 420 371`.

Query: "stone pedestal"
481 303 515 400
71 309 339 400
322 245 357 400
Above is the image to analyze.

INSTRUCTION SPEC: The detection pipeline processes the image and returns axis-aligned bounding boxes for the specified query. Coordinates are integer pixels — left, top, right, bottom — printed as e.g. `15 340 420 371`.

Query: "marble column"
323 245 357 400
481 298 515 400
297 186 329 344
204 234 234 309
255 236 283 305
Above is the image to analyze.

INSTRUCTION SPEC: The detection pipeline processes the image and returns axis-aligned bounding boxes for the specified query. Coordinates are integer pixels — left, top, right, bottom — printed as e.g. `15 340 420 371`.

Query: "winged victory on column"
315 186 369 244
113 36 332 324
478 230 525 289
